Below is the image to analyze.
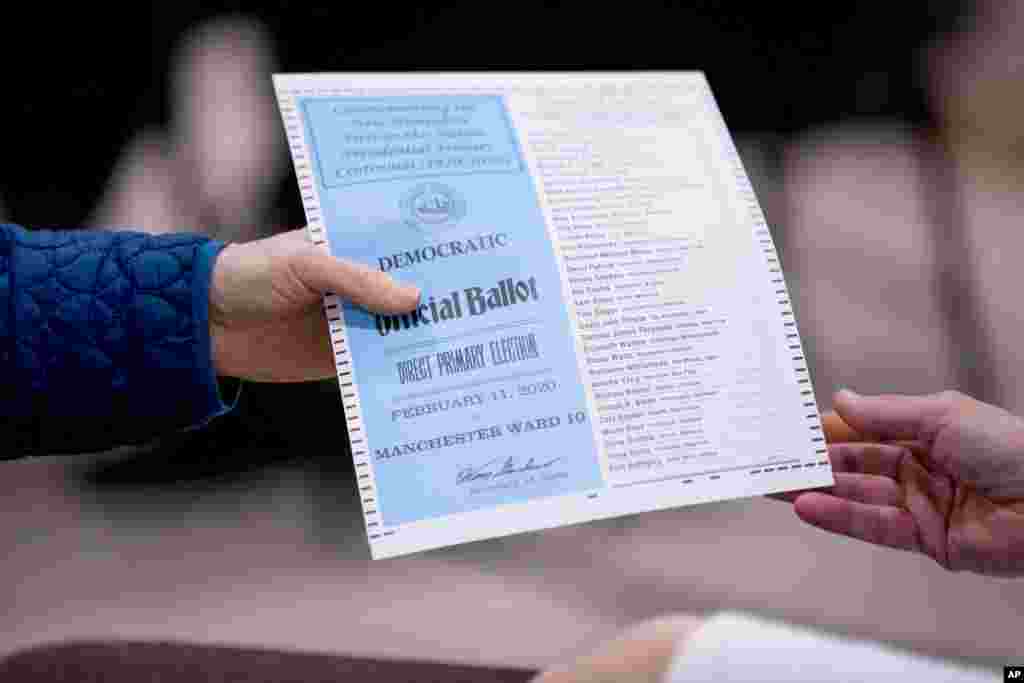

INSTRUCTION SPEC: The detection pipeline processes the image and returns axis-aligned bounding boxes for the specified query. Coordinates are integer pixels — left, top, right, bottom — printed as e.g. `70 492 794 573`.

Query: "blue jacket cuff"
190 240 240 428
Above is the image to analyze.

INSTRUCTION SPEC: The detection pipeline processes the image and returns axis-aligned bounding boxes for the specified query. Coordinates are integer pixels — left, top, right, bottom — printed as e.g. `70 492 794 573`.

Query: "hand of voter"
209 228 420 381
794 390 1024 577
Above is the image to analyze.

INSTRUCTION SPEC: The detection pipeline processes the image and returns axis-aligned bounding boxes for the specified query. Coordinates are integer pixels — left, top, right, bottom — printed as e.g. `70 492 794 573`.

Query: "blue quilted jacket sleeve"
1 223 234 458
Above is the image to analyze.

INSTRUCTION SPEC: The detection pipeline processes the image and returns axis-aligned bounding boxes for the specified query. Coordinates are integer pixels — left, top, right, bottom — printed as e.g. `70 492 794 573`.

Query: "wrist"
207 242 235 377
208 242 234 329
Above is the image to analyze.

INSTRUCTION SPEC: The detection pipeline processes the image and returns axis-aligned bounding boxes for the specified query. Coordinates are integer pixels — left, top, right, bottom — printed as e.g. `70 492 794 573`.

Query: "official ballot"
273 72 833 559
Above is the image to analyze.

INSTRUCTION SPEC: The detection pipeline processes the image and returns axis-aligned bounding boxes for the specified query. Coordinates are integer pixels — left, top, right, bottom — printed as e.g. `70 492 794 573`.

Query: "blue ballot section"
299 95 604 526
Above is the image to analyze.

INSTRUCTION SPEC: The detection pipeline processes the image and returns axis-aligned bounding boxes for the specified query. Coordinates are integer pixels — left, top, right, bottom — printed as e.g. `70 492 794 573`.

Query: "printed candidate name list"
275 72 832 559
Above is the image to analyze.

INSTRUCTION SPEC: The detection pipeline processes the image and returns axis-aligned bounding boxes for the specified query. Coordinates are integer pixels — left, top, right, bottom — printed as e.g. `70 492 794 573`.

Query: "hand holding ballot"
209 228 420 382
804 390 1024 577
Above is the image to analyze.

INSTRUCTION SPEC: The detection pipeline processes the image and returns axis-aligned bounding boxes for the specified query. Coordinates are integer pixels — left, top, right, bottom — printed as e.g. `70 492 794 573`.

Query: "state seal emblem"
400 182 466 228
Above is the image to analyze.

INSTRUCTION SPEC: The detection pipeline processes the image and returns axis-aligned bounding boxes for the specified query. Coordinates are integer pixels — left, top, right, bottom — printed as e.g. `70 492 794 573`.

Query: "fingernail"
837 387 860 399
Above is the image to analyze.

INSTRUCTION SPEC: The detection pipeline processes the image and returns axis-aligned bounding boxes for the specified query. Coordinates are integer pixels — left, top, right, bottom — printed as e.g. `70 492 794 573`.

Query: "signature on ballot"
457 455 566 485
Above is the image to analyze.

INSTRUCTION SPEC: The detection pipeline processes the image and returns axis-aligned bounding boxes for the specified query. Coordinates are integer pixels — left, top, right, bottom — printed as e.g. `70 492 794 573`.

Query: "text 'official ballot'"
274 72 833 559
376 276 540 336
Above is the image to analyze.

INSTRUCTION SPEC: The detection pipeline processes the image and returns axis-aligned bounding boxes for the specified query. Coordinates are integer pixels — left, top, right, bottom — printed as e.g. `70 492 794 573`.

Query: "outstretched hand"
208 229 420 382
790 390 1024 576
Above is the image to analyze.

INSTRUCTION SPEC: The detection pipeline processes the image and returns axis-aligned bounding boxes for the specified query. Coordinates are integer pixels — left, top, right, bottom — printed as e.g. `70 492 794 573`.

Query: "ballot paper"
273 72 833 559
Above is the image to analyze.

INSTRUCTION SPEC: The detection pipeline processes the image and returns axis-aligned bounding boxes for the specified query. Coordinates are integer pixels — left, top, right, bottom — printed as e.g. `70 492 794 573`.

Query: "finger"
768 411 865 505
831 472 904 506
899 458 953 565
828 442 907 478
794 492 921 553
296 249 420 314
821 410 865 443
768 441 905 505
832 389 954 443
768 489 828 503
767 470 902 506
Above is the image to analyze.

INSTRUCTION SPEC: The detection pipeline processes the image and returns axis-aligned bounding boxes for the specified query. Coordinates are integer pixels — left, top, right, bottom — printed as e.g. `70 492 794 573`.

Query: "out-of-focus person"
785 0 1024 413
91 17 287 243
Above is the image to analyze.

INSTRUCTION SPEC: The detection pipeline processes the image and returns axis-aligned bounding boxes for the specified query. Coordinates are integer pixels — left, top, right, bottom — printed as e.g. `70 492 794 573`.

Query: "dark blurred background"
4 0 1023 671
0 2 964 227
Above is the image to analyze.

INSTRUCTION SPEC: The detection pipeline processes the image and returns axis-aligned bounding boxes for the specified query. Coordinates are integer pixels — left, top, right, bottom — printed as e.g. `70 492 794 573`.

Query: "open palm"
799 390 1024 576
